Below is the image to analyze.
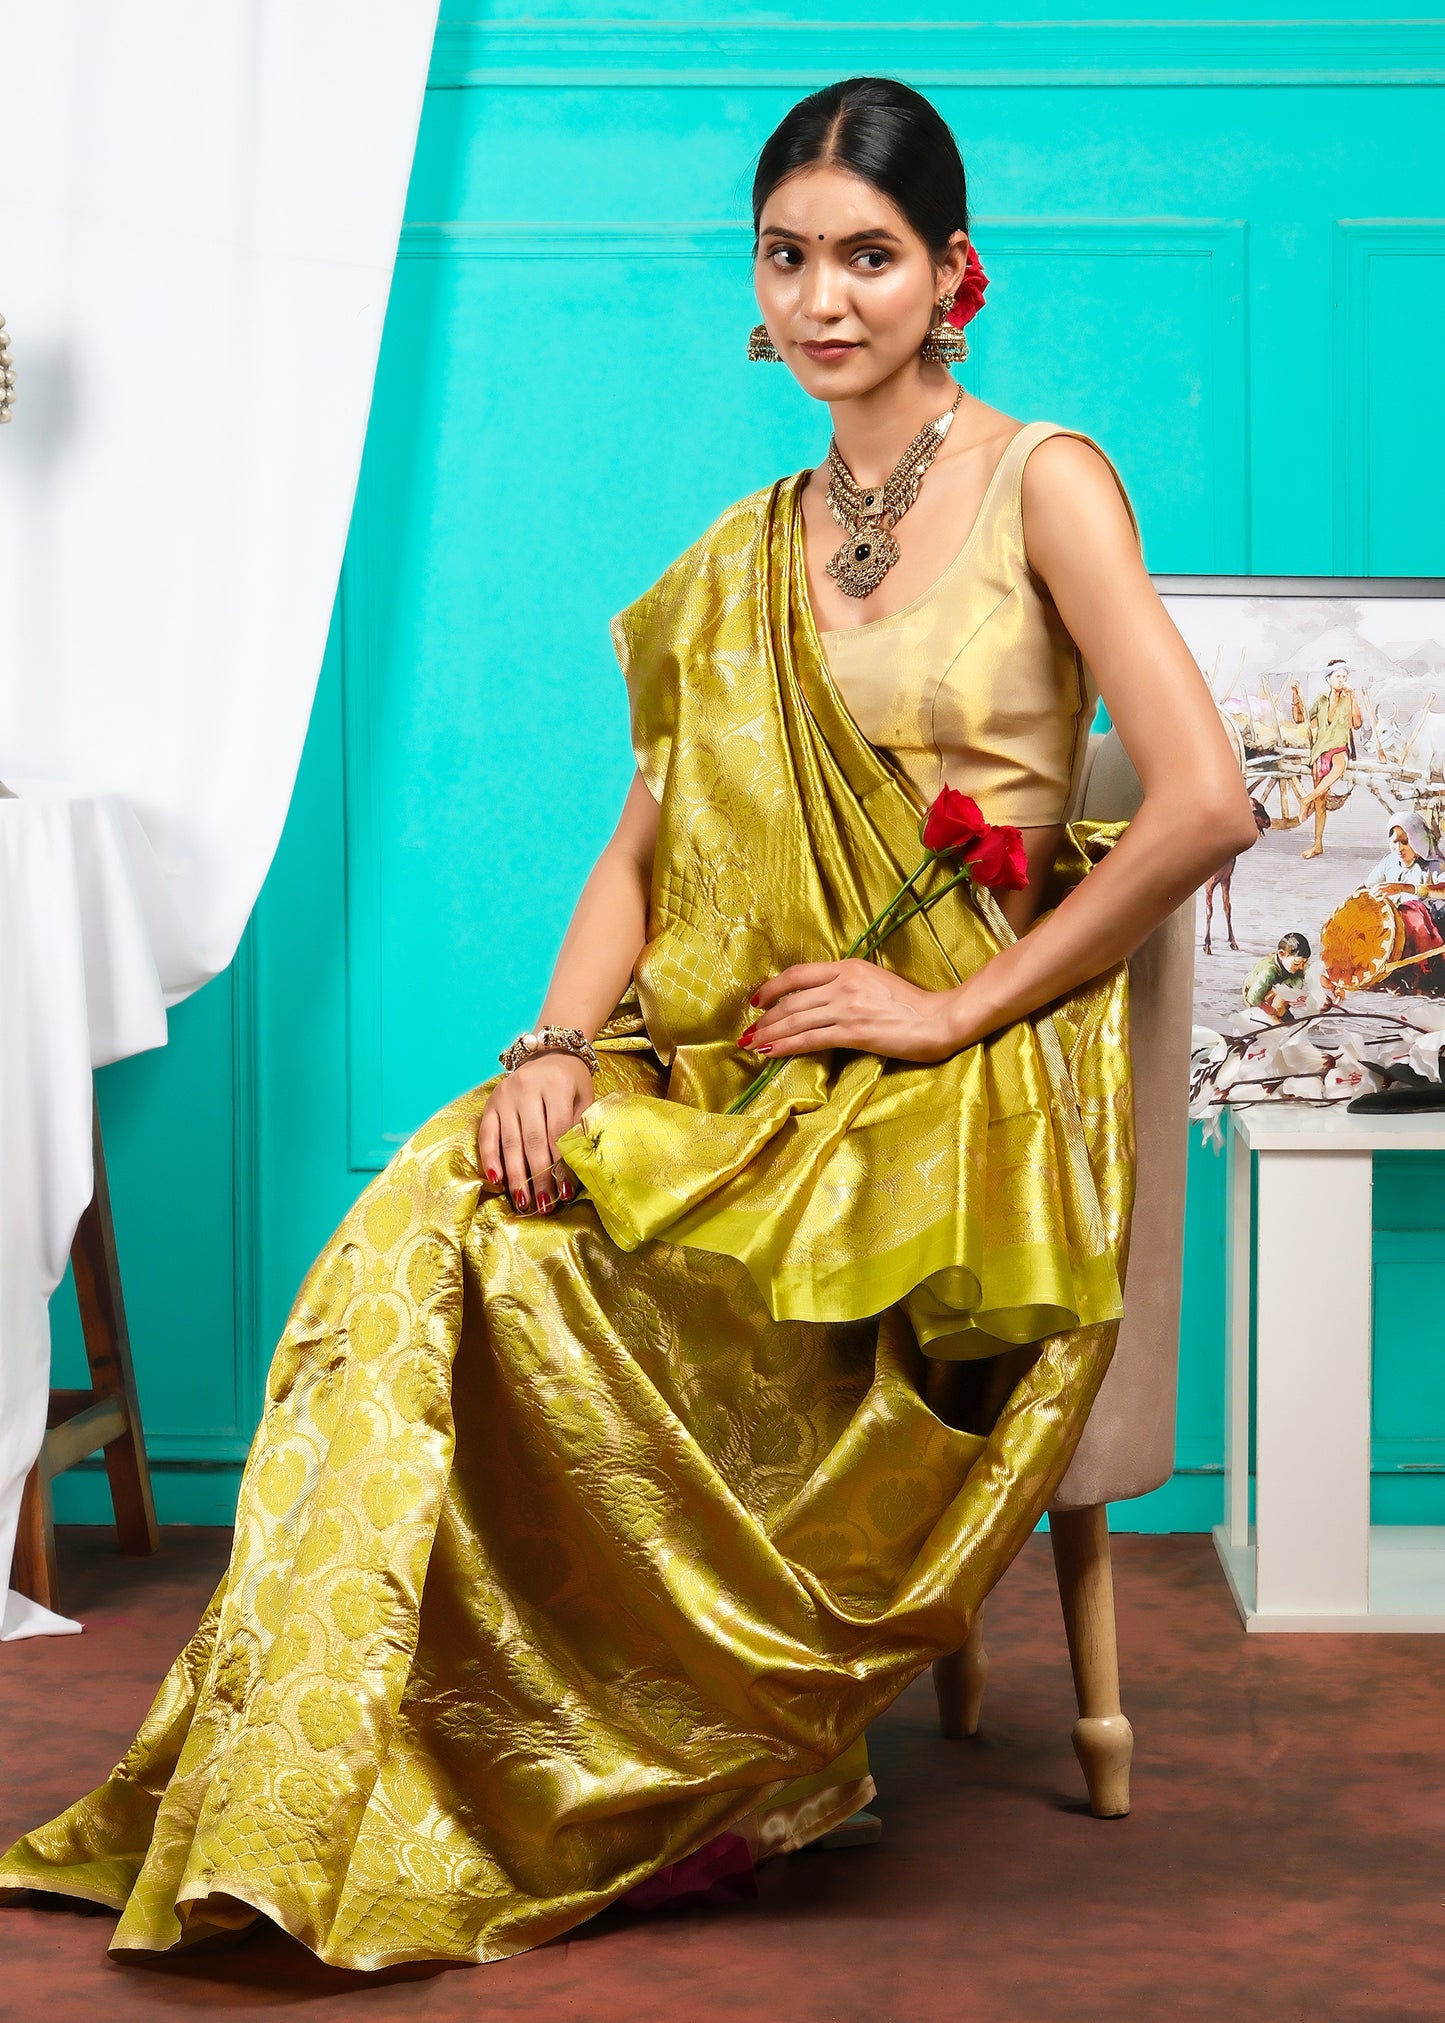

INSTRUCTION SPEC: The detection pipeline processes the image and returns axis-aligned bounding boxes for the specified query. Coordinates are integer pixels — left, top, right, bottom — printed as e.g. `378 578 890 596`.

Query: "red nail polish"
538 1194 551 1212
487 1167 500 1185
749 991 761 1006
740 1025 757 1045
515 1191 527 1210
756 1042 773 1054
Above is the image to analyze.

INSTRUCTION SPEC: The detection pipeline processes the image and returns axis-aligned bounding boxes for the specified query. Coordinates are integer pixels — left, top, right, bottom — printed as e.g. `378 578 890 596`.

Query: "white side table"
1215 1102 1445 1632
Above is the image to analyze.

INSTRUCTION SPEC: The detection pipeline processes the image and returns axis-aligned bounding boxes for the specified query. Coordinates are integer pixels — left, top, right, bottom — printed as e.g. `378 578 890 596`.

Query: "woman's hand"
477 1054 595 1214
472 765 656 1216
743 958 958 1065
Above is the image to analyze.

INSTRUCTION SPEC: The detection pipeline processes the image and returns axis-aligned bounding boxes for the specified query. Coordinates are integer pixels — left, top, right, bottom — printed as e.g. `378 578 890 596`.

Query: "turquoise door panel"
1334 223 1445 574
968 220 1248 569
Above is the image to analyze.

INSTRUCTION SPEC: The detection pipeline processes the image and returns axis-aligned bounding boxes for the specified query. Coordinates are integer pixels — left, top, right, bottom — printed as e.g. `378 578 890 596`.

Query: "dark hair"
751 77 969 261
1279 931 1311 960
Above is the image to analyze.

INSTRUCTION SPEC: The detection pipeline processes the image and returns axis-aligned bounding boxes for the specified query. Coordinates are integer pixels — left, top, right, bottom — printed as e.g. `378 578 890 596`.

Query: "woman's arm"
478 768 657 1210
746 437 1258 1064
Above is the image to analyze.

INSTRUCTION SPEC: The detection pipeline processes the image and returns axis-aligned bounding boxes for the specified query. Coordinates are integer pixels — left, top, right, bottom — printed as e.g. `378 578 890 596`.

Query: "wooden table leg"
70 1097 158 1558
12 1463 58 1614
10 1096 160 1611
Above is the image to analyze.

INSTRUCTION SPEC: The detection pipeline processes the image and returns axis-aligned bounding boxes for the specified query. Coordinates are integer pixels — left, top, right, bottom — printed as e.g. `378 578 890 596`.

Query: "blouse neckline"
815 421 1032 640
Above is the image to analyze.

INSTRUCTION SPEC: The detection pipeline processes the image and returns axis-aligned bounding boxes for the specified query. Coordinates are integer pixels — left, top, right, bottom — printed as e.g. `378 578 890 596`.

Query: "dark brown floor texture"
1 1528 1441 2022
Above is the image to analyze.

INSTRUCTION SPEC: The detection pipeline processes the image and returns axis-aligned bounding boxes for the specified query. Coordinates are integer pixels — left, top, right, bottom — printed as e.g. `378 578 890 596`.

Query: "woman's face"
753 164 967 400
1391 826 1416 863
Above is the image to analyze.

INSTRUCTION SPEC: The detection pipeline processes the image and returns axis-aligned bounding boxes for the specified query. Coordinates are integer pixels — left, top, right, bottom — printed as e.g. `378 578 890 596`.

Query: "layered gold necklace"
824 383 964 598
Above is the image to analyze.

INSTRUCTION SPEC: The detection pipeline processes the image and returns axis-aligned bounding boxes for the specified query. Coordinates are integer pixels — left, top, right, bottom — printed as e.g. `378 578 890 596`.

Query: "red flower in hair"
945 244 989 329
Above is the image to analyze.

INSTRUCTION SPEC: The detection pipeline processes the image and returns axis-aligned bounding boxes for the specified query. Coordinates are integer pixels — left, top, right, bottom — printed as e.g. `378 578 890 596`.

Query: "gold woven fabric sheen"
563 469 1128 1359
0 472 1134 1971
818 422 1145 826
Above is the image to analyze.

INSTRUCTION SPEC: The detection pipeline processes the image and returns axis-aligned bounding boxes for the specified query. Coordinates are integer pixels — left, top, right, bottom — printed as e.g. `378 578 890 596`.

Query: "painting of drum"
1153 574 1445 1060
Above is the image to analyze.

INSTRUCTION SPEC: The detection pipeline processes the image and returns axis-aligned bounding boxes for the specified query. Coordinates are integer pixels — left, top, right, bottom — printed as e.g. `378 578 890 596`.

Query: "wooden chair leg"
69 1097 158 1558
12 1462 58 1613
933 1604 988 1738
1049 1503 1132 1817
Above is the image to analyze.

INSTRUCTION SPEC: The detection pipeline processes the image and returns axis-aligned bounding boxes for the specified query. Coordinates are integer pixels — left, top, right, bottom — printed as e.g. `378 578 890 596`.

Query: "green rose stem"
725 853 975 1115
853 862 977 953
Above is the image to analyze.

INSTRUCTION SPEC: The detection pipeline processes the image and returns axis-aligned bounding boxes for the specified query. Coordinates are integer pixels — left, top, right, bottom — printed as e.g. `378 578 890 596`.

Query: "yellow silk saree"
0 470 1134 1970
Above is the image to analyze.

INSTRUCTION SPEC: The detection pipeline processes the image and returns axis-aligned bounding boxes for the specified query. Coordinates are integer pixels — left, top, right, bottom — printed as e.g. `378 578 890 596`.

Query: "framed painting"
1153 574 1445 1110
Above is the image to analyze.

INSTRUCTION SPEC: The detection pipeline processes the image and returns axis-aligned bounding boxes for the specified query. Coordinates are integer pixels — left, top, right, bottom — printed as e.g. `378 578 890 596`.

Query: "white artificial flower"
1190 1025 1227 1063
1323 1060 1384 1099
1274 1033 1330 1076
1405 1028 1445 1083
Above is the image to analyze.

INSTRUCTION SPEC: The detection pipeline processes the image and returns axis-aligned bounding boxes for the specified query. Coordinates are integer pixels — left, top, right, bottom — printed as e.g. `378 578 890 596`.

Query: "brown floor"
1 1528 1441 2022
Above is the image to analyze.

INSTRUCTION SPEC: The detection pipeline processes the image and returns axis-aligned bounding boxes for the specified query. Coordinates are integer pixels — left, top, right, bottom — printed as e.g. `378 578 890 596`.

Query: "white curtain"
0 0 440 1635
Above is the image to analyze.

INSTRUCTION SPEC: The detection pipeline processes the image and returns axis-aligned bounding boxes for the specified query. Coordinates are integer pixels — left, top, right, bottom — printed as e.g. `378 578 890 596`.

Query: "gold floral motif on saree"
0 471 1133 1970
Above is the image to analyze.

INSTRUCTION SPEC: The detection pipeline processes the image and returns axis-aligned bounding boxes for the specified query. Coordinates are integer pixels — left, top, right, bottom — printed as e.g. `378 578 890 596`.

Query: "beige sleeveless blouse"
816 420 1144 827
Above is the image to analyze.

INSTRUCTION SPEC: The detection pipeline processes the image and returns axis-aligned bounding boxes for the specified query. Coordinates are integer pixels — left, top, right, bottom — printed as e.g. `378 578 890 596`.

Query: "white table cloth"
0 785 191 1638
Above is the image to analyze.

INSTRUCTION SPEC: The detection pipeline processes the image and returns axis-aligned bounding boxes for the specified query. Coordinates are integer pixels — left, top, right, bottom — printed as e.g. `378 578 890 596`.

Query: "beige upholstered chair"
931 728 1194 1818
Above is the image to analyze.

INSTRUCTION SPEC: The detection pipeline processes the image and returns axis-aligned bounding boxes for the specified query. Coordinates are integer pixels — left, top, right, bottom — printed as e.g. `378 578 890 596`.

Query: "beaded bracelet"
498 1024 600 1076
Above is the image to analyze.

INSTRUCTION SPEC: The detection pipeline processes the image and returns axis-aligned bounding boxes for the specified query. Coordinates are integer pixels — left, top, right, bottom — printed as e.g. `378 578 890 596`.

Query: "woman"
1366 815 1445 989
1365 815 1440 894
0 78 1254 1969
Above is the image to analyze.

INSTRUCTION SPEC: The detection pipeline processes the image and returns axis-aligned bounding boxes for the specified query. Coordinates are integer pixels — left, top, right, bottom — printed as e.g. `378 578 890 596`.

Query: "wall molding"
429 19 1445 90
960 217 1250 568
1371 1230 1445 1474
141 929 261 1467
231 918 263 1445
1333 218 1445 574
400 221 750 261
341 467 388 1172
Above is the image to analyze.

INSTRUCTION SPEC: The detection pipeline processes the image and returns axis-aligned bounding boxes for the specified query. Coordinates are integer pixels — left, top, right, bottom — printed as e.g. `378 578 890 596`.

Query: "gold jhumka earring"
747 322 781 362
920 290 969 364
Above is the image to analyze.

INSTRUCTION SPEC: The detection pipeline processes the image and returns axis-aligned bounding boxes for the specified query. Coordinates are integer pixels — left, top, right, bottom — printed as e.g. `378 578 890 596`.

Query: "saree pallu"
0 471 1134 1970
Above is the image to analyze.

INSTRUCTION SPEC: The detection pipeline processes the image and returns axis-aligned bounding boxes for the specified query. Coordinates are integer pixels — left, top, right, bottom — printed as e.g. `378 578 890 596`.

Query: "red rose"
945 245 989 329
921 785 989 856
965 824 1029 892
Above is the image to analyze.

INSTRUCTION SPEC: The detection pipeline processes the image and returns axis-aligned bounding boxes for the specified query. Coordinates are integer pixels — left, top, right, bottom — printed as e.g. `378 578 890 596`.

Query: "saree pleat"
0 473 1134 1970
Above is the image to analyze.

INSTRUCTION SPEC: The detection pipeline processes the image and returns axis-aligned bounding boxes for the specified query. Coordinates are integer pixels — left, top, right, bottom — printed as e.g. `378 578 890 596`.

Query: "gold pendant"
826 518 900 598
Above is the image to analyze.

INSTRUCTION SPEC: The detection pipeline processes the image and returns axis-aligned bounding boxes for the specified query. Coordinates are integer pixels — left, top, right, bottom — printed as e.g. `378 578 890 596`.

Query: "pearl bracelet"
498 1024 600 1076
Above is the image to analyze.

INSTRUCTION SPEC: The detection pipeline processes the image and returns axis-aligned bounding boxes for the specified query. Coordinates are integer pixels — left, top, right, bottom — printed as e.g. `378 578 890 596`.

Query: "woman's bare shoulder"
1017 428 1142 577
1017 426 1126 501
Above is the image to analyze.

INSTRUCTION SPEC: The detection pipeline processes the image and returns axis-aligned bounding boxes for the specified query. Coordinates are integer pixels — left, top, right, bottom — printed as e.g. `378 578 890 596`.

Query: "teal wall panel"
1334 222 1445 573
52 8 1445 1529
